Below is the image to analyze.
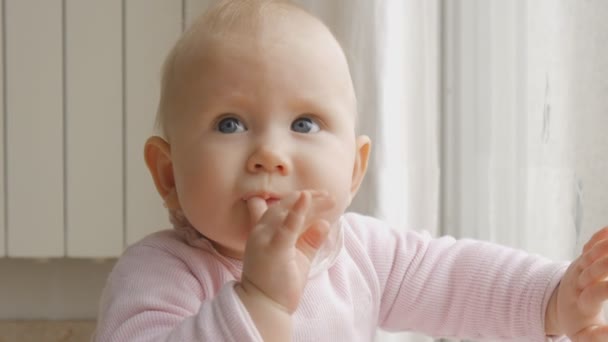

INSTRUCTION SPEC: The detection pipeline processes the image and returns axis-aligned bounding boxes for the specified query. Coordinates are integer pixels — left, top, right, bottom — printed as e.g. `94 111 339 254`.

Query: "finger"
247 196 269 225
578 281 608 316
584 226 608 253
298 190 335 230
277 190 333 228
277 190 332 215
572 325 608 342
250 191 301 229
579 255 608 289
296 219 330 261
580 239 608 270
283 191 311 234
252 190 333 249
267 191 311 249
273 191 303 211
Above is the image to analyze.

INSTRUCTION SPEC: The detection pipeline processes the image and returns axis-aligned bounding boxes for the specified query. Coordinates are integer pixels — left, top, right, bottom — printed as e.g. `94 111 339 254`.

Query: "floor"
0 321 96 342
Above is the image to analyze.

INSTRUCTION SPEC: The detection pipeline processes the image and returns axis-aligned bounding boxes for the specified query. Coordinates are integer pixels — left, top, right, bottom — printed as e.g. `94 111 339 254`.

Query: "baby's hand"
549 227 608 340
238 190 335 314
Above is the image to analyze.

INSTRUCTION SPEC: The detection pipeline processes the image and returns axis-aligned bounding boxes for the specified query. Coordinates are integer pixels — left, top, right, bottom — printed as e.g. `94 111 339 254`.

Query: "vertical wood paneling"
125 0 181 245
0 1 5 257
65 0 123 257
6 0 64 257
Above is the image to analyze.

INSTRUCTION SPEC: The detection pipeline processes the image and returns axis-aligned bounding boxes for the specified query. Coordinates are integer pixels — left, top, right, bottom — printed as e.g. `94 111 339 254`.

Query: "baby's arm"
545 227 608 340
94 242 263 341
235 191 334 341
347 215 568 340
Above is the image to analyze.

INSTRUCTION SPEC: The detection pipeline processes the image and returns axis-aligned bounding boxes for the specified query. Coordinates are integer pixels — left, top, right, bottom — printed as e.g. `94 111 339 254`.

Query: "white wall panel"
6 0 64 257
125 0 181 245
65 0 123 257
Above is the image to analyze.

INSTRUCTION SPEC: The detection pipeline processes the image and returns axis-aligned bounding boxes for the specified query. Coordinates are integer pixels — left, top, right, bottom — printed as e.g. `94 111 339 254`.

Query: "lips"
242 191 282 205
265 198 280 206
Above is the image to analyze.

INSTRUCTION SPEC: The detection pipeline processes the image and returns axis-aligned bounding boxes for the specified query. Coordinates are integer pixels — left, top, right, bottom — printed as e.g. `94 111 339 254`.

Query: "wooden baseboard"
0 320 96 342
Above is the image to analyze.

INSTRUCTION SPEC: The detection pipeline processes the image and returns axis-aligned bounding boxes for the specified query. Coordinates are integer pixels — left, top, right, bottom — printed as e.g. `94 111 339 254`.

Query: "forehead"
162 9 358 136
199 29 355 105
214 45 338 90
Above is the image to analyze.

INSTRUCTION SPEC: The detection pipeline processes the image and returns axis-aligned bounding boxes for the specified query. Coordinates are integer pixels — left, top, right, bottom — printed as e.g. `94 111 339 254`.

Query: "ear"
349 135 371 199
144 136 180 210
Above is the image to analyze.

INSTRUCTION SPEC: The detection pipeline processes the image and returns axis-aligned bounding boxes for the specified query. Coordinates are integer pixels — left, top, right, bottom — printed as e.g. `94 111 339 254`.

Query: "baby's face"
165 25 367 258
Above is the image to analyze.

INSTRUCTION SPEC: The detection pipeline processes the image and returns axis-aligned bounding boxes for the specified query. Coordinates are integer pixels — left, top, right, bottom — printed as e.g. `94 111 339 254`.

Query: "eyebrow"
289 93 350 115
207 90 255 108
204 86 351 121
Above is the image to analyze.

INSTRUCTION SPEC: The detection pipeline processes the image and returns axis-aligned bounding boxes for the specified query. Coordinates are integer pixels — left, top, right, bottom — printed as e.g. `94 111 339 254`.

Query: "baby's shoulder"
119 230 236 277
125 229 193 258
342 212 399 246
99 231 232 311
340 213 403 267
342 212 432 243
340 212 433 264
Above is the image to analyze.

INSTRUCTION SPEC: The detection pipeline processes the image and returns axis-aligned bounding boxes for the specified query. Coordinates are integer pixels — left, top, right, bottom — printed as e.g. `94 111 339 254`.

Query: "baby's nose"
246 146 290 175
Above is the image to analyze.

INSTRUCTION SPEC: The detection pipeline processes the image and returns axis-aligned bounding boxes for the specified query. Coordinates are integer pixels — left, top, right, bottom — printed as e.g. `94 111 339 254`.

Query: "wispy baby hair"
155 0 311 139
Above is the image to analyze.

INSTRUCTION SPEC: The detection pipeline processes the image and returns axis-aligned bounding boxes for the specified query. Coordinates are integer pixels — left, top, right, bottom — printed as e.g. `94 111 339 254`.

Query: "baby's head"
145 0 370 258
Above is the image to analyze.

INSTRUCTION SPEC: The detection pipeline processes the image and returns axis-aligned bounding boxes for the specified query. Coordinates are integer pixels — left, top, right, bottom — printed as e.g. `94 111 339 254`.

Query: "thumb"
296 220 330 261
246 196 268 226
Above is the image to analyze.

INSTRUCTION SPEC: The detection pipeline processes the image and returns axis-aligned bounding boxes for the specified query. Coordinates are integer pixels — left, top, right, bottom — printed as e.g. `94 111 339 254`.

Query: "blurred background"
0 0 606 341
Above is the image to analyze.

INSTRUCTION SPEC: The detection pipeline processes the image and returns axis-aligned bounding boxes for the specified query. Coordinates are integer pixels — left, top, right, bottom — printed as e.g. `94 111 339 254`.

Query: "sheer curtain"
441 0 579 262
442 0 608 285
526 0 608 257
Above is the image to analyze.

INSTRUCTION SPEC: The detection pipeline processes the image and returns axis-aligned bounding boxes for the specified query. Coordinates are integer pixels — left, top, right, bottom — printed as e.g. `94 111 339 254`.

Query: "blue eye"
291 117 320 133
216 117 246 134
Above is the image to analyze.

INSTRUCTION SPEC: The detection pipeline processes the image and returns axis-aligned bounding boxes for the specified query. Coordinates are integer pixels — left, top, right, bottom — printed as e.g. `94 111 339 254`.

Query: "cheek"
299 143 355 209
173 148 239 208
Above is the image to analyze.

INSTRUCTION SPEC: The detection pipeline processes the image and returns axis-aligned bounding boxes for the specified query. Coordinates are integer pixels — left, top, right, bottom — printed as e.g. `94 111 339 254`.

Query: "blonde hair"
155 0 314 139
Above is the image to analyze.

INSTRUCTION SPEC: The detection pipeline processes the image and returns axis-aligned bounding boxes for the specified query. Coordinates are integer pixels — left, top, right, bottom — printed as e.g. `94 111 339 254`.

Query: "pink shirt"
94 213 568 341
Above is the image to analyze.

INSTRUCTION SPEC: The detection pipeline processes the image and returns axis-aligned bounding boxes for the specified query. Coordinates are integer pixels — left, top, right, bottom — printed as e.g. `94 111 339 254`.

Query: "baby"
95 0 608 341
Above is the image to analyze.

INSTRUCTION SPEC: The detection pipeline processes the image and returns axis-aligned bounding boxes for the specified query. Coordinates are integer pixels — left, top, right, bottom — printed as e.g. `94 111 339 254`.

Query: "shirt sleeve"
93 242 262 342
346 214 570 341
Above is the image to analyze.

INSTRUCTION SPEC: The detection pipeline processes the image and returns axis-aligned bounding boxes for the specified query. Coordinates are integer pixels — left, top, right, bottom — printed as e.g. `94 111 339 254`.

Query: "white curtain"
526 0 608 257
442 0 608 340
441 0 579 262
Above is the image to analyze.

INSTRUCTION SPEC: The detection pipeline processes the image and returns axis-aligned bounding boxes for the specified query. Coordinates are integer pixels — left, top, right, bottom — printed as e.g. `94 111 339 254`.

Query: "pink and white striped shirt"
94 213 568 341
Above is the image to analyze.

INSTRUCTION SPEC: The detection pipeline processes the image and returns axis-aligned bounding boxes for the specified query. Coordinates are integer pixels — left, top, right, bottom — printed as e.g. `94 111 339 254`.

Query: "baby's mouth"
244 193 281 223
265 198 280 206
242 192 282 206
